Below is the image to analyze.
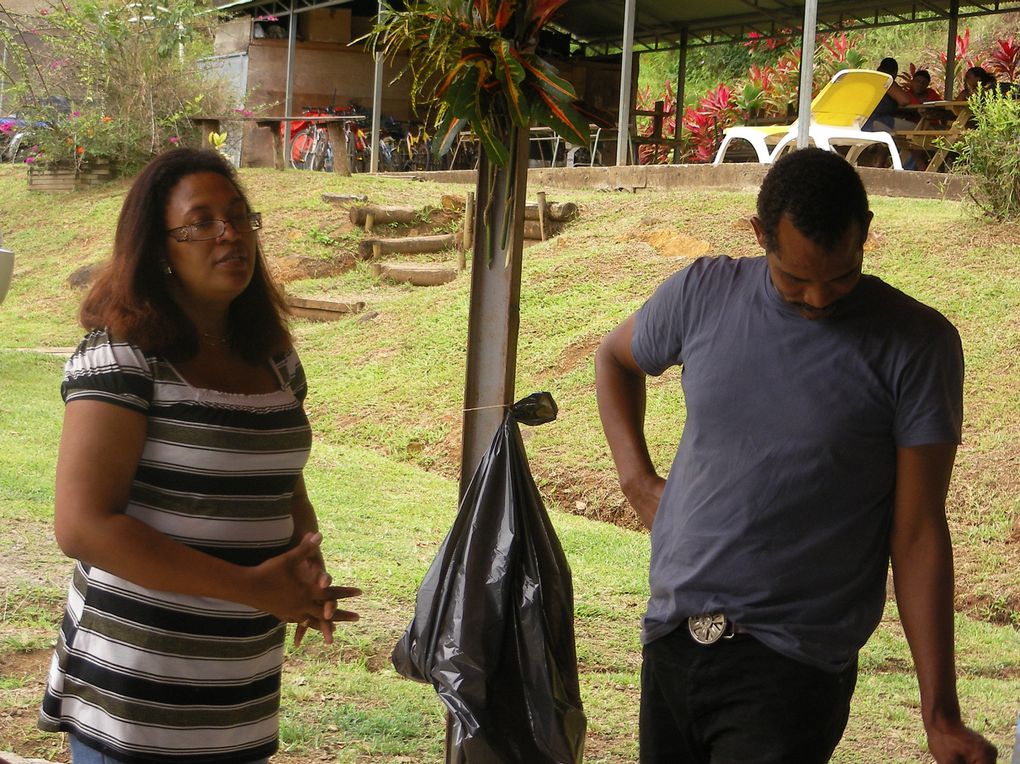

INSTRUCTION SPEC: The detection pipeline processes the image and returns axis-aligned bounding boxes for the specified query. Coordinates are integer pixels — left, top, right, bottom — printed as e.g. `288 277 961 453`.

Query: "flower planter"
27 160 116 192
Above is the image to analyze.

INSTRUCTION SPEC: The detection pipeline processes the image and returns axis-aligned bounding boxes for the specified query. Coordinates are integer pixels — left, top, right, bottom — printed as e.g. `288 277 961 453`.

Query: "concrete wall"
246 39 411 119
238 32 411 167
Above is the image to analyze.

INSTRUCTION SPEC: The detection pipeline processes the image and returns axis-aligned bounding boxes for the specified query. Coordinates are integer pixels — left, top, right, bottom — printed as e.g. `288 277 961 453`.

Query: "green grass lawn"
0 163 1017 762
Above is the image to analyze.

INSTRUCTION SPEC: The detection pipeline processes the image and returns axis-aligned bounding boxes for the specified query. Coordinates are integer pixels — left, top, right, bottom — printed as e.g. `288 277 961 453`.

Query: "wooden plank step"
321 193 368 205
372 262 458 287
286 294 366 321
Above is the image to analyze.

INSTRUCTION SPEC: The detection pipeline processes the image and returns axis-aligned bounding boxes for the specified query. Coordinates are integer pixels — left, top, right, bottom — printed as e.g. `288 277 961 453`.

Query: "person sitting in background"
956 66 998 100
908 69 942 103
863 57 914 132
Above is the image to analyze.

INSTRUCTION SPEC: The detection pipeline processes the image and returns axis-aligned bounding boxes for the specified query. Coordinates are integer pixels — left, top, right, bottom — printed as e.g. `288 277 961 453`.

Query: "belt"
686 613 748 645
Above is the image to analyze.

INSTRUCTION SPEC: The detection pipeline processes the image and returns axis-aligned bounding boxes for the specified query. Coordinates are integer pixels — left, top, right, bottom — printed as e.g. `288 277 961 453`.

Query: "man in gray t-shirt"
595 149 996 764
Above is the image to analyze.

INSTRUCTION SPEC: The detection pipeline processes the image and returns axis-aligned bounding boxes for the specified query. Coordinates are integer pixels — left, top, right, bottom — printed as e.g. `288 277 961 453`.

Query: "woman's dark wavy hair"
756 148 870 252
80 148 291 363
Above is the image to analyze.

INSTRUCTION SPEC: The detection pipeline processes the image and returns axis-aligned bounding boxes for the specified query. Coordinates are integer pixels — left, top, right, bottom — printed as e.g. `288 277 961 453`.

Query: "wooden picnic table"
894 100 972 172
192 114 366 174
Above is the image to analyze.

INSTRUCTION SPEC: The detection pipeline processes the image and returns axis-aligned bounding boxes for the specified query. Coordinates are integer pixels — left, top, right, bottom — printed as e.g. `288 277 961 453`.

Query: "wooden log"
358 233 459 259
523 220 561 240
286 295 365 321
537 190 547 241
325 122 351 176
372 262 458 287
349 205 419 226
523 201 577 222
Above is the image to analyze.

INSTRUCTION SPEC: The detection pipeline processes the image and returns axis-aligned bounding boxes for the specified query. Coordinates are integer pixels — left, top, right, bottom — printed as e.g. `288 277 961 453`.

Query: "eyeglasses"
167 213 263 242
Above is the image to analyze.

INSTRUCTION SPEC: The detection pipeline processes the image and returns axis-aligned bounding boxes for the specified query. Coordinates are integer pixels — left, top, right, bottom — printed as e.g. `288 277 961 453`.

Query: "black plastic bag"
392 392 586 763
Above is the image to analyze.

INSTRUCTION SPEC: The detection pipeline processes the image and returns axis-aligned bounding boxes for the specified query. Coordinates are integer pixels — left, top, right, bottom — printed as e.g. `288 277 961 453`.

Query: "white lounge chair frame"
713 69 904 170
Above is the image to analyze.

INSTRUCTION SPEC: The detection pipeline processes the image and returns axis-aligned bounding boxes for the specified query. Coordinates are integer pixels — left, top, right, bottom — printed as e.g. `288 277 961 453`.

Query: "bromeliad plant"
371 0 592 169
370 0 602 254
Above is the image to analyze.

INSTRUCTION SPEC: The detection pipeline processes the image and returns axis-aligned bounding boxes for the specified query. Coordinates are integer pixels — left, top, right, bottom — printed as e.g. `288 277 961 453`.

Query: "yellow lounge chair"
713 69 904 170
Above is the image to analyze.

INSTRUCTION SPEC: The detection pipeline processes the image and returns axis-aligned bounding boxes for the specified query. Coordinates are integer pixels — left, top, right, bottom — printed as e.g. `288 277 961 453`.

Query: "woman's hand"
248 532 361 643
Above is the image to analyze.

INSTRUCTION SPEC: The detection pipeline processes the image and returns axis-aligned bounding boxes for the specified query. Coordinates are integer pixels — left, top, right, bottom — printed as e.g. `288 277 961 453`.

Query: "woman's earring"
162 260 174 276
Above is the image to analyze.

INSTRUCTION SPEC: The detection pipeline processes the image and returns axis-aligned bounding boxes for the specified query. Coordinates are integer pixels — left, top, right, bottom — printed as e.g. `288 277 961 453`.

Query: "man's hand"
622 472 666 530
926 718 997 763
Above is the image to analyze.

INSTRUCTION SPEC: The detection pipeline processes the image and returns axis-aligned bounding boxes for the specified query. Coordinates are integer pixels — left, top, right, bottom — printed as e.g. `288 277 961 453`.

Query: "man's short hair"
756 148 870 252
877 57 899 76
914 69 931 83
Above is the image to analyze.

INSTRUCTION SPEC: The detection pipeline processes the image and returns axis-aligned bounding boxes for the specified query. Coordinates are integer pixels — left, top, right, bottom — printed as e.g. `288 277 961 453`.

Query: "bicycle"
405 124 433 172
282 103 364 171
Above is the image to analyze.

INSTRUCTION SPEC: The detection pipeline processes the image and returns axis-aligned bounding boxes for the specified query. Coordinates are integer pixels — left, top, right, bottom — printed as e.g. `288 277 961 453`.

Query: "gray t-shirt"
631 255 963 671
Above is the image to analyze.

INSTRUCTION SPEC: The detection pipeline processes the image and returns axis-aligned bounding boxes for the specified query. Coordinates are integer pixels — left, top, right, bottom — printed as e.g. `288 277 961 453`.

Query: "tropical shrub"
369 0 593 170
951 89 1020 221
987 36 1020 82
0 0 234 173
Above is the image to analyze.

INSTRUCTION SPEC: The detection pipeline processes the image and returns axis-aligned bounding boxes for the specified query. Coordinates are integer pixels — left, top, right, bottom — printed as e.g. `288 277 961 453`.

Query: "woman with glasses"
38 148 361 762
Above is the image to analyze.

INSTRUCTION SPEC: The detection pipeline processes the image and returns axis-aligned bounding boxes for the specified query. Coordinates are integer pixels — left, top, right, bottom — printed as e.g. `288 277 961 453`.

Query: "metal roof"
553 0 1020 53
214 0 1020 54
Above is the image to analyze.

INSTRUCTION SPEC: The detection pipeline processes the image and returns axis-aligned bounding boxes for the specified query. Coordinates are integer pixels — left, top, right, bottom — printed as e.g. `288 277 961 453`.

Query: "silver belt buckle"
687 613 728 645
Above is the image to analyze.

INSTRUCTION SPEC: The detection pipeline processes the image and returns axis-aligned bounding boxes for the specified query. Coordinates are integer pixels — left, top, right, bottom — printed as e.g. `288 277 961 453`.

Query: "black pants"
640 628 857 764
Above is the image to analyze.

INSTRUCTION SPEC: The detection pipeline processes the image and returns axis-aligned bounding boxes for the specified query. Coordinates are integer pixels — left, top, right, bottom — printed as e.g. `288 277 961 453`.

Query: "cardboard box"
214 17 252 55
301 7 351 45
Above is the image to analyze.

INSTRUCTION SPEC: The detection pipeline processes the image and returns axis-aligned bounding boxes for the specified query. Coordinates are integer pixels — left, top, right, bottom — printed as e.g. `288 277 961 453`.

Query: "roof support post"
369 2 384 173
945 0 960 98
457 124 530 497
283 0 297 168
672 27 688 164
795 0 819 149
616 0 637 166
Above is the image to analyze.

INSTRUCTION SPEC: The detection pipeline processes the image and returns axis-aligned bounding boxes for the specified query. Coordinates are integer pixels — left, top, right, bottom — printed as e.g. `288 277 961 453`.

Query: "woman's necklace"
200 331 230 347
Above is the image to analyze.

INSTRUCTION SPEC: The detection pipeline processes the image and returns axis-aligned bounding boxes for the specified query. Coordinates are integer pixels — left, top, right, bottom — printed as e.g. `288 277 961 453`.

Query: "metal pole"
795 0 818 149
283 0 297 169
615 0 636 166
672 27 688 164
945 0 959 99
451 123 530 764
458 124 530 495
369 3 384 173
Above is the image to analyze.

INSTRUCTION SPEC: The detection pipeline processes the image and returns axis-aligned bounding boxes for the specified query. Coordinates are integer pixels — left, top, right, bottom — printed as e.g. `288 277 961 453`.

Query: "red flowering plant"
987 36 1020 83
682 83 738 163
815 31 866 83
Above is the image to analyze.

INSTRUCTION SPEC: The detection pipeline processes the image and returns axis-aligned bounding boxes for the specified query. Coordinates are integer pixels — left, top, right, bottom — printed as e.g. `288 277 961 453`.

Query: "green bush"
951 90 1020 221
0 0 235 174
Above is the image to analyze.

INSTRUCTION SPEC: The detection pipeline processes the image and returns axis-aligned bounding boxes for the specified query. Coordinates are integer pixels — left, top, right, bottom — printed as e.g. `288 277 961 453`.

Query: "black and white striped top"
39 330 312 762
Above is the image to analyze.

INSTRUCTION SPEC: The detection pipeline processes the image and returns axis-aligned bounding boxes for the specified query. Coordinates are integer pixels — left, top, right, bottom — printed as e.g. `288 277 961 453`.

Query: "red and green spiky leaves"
530 85 588 146
514 50 575 102
517 54 588 146
528 0 568 36
493 0 515 31
493 38 528 127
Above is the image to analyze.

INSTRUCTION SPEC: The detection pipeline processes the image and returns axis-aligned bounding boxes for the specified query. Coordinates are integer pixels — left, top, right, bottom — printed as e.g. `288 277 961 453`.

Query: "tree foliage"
951 90 1020 221
0 0 234 173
